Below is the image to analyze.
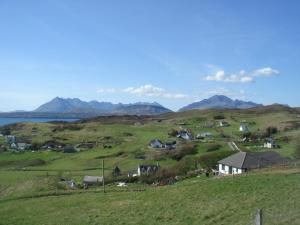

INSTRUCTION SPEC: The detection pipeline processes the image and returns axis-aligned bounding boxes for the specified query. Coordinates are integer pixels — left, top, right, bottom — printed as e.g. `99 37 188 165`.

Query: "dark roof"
218 151 289 169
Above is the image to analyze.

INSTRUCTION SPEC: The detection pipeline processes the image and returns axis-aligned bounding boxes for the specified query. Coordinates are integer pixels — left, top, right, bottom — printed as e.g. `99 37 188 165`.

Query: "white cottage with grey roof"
218 151 288 175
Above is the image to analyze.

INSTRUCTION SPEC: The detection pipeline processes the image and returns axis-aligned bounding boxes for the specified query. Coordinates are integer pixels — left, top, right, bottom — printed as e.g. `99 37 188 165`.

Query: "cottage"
219 121 230 127
239 124 249 133
177 130 193 140
59 179 76 189
63 146 77 153
11 143 31 151
83 176 103 188
218 151 288 175
165 140 176 150
149 139 163 148
5 135 16 144
196 132 213 139
138 165 159 176
264 138 277 149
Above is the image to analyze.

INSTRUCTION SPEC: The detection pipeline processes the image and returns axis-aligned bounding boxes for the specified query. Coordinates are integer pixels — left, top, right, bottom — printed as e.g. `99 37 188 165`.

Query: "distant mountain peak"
179 95 262 112
34 97 171 115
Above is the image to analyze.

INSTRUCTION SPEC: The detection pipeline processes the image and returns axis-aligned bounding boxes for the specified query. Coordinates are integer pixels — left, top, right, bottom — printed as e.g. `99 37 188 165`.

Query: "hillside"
0 105 299 225
179 95 262 112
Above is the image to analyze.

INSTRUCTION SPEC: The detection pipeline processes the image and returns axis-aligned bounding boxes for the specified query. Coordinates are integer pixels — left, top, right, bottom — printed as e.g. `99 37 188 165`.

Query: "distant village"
0 116 290 190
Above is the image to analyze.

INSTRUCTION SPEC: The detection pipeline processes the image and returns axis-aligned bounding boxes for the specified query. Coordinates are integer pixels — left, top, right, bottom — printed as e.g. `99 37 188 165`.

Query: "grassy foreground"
0 167 299 225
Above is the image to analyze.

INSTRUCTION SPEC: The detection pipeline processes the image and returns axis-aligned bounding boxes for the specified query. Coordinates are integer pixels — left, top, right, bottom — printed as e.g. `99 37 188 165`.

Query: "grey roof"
83 176 103 184
218 151 289 169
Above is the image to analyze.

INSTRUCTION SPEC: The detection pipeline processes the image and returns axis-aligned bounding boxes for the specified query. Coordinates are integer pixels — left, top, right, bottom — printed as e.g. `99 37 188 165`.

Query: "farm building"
5 135 16 144
11 143 31 151
83 176 103 188
149 139 163 148
196 132 213 139
138 165 159 176
63 146 77 153
177 130 193 140
218 151 289 175
219 121 230 127
164 140 176 150
264 138 277 149
239 124 249 133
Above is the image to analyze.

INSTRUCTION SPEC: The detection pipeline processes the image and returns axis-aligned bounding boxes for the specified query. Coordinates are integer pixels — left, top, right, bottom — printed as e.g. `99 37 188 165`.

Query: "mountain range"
0 95 264 118
178 95 262 112
34 97 171 115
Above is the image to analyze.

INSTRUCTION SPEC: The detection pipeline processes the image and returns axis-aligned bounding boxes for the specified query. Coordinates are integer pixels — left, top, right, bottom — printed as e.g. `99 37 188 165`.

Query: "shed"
83 176 103 188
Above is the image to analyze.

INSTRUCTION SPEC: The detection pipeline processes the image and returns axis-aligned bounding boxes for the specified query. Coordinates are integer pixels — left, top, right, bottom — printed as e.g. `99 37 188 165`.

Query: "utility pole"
102 159 105 193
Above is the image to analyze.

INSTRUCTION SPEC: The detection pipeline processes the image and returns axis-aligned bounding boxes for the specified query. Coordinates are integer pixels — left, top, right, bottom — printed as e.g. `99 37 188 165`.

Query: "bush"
168 129 178 137
207 144 221 152
294 143 300 159
0 126 11 135
52 124 83 132
197 151 234 169
265 126 278 137
167 144 197 161
214 115 225 120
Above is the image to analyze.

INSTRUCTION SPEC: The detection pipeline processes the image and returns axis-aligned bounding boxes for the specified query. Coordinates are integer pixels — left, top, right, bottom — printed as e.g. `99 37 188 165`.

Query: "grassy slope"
0 106 300 224
0 168 299 225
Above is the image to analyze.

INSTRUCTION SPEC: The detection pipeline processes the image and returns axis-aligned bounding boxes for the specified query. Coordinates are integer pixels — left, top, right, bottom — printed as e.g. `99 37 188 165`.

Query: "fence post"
255 209 263 225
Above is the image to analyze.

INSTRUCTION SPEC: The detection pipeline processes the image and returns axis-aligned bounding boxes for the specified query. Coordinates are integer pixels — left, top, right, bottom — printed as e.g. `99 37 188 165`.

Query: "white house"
177 130 193 140
137 165 159 176
219 121 229 127
239 124 249 133
218 151 288 175
264 138 276 149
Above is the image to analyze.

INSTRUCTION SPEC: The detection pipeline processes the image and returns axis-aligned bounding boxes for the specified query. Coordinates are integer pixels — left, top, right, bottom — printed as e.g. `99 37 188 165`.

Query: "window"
222 164 225 170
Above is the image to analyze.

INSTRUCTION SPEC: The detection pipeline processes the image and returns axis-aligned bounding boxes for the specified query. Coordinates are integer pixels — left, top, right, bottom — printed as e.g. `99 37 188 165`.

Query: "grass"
0 167 299 225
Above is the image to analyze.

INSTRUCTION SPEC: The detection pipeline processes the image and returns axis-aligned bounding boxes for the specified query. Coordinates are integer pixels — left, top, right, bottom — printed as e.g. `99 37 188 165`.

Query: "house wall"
218 164 243 175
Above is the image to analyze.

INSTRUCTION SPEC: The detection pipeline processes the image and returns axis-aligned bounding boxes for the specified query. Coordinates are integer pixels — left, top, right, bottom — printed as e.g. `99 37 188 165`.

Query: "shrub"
196 151 234 169
168 129 179 137
214 115 225 120
0 126 11 135
265 126 278 137
294 143 300 159
167 144 197 161
206 144 222 152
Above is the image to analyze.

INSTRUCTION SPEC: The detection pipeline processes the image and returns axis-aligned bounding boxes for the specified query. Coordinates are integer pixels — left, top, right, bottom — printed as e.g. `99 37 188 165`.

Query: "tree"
265 126 278 137
0 126 11 135
294 143 300 160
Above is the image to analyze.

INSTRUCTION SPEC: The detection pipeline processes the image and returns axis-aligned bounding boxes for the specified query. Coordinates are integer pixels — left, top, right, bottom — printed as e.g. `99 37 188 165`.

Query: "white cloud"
97 88 117 94
204 70 254 83
123 84 188 99
204 67 280 83
252 67 280 77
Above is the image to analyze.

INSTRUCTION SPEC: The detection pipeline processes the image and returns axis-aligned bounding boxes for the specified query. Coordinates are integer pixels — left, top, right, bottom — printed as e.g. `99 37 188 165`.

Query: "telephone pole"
102 159 105 193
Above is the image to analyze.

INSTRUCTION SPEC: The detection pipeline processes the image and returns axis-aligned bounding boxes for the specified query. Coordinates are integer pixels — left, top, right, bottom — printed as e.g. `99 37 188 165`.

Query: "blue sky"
0 0 299 111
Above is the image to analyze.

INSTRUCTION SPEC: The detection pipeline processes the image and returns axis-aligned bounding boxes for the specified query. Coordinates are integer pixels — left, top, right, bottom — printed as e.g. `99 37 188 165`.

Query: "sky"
0 0 299 111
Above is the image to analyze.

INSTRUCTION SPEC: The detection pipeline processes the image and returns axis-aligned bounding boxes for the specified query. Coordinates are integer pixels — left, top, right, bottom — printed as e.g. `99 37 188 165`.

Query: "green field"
0 105 300 224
